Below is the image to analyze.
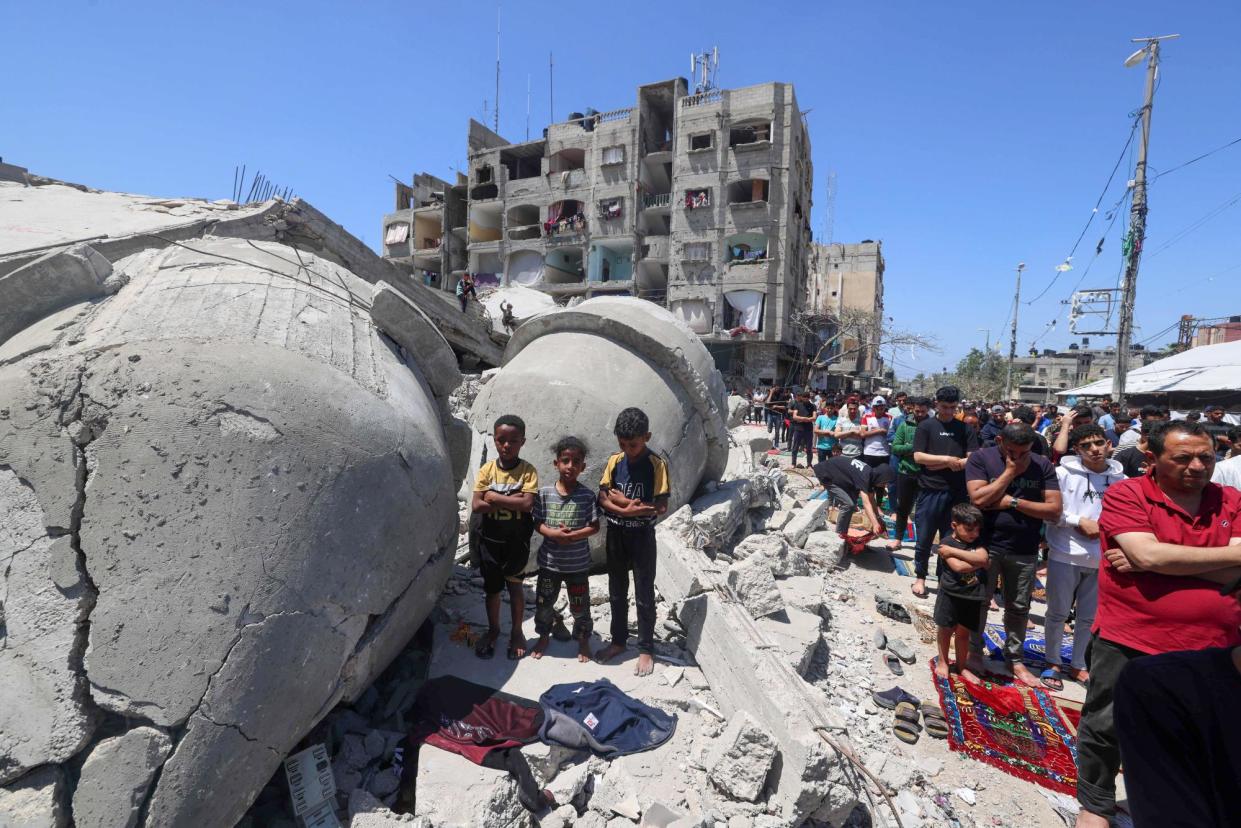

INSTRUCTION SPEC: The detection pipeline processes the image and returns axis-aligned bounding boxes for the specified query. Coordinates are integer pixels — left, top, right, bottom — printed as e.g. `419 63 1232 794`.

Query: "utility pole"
494 6 501 133
977 329 991 352
1114 34 1178 404
1004 262 1026 401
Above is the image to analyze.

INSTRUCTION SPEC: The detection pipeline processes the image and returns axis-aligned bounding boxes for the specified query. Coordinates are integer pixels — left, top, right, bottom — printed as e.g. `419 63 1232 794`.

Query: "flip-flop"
893 704 921 744
1040 668 1064 692
474 636 496 660
885 653 904 677
921 705 949 740
875 598 912 624
887 638 916 665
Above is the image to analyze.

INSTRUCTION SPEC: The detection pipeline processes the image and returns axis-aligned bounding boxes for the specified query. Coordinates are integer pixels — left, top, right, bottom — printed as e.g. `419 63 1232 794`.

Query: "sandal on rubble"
885 653 904 677
875 597 912 624
920 703 949 739
893 703 921 744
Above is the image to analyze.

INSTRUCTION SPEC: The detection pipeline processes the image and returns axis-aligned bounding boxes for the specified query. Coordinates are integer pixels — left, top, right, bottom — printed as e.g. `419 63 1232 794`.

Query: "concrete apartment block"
380 77 815 385
807 241 886 389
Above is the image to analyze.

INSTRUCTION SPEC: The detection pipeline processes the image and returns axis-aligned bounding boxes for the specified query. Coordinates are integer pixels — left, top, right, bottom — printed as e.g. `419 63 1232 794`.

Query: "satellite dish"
1124 47 1148 68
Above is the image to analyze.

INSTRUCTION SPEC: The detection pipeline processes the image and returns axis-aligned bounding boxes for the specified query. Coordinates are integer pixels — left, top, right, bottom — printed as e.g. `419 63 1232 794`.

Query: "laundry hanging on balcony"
725 290 764 332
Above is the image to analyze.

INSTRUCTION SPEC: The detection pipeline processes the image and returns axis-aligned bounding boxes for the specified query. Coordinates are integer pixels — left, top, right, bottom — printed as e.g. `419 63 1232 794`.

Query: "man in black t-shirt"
964 422 1062 688
765 386 789 448
909 386 979 598
788 389 817 468
812 455 893 537
1114 438 1150 478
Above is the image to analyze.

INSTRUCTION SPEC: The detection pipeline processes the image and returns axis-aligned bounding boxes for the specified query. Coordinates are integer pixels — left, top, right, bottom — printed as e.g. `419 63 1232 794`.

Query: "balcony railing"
641 192 671 209
681 90 724 108
597 107 634 123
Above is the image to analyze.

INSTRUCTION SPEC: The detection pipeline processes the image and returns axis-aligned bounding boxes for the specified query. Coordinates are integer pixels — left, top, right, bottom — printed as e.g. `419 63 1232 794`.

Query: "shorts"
933 590 984 633
479 534 531 595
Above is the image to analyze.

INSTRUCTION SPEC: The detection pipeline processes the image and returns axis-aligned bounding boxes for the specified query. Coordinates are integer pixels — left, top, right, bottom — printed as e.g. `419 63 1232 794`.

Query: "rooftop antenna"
690 47 719 94
549 52 555 123
494 5 501 132
526 73 531 141
823 170 837 244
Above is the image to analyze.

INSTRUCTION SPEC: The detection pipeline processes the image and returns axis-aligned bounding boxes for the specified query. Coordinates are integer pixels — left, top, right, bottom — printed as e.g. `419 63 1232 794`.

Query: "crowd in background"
736 383 1241 828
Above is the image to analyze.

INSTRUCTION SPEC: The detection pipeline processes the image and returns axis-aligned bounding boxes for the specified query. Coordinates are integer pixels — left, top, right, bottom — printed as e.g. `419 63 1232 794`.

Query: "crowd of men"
742 385 1241 827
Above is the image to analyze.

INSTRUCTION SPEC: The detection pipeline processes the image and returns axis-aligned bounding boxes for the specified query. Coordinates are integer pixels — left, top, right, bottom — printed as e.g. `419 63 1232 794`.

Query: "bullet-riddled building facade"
382 77 814 385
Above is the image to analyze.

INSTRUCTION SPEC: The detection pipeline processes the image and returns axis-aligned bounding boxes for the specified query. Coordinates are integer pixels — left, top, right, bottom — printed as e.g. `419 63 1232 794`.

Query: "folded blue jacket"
538 678 676 757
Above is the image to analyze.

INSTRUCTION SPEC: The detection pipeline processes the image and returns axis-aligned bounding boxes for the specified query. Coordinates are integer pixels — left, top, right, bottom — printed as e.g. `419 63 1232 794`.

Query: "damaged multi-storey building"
382 77 816 387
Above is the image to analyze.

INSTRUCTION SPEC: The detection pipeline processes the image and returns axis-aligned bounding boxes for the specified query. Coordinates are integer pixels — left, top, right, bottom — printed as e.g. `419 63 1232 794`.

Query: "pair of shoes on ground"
892 699 949 744
874 627 916 676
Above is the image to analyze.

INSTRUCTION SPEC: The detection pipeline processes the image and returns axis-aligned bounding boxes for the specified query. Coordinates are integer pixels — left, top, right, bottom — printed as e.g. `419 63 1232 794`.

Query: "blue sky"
5 1 1239 377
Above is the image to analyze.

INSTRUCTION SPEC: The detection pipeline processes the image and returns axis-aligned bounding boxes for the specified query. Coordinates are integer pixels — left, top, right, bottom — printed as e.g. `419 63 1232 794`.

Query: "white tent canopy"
1059 339 1241 398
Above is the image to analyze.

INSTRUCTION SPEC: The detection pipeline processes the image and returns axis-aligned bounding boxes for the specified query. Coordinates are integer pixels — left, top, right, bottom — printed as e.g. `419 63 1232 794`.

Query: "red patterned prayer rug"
930 659 1079 795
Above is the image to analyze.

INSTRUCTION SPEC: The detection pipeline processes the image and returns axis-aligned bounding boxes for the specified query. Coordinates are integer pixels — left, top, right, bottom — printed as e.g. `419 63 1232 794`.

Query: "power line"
1026 117 1140 306
1151 135 1241 181
1144 188 1241 260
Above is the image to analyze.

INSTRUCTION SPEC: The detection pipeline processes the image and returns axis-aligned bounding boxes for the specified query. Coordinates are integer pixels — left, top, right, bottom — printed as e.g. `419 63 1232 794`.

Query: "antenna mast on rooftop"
494 5 501 132
690 47 719 94
823 170 837 244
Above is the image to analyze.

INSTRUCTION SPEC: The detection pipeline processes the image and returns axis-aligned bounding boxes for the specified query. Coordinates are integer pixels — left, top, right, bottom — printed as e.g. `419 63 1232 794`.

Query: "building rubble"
3 173 1072 828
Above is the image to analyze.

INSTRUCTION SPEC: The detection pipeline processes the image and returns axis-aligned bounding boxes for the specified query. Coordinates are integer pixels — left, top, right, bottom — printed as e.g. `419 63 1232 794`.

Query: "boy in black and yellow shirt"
595 407 670 677
471 414 539 660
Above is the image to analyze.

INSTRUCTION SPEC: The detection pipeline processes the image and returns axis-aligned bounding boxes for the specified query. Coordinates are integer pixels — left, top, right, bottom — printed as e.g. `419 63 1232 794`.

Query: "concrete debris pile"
0 179 479 826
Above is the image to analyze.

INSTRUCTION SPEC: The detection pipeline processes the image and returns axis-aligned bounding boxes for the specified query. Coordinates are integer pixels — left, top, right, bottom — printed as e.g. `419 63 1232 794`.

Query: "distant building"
381 77 815 386
805 240 886 391
1191 316 1241 348
1011 341 1154 403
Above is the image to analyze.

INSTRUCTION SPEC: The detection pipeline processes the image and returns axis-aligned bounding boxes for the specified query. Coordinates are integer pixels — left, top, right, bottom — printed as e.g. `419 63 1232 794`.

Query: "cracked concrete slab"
72 726 171 828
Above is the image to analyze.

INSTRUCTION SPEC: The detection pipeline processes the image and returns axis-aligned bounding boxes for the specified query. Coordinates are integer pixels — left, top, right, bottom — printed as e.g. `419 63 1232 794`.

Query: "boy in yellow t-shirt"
471 414 539 660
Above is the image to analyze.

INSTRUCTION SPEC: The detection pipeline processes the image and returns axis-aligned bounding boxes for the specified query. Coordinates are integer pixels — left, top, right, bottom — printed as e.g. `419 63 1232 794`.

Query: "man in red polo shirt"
1074 420 1241 827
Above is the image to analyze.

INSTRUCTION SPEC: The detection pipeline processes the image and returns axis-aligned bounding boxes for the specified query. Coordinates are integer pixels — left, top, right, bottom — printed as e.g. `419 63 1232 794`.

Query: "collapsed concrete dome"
0 225 466 825
470 296 730 550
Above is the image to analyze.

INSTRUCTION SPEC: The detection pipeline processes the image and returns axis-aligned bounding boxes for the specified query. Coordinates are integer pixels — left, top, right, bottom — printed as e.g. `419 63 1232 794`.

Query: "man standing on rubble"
1073 419 1241 827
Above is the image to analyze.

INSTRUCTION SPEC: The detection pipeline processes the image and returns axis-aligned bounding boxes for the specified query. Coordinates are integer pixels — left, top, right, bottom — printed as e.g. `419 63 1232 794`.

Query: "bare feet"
934 659 951 681
529 635 550 659
509 636 526 659
887 539 903 552
1065 667 1090 683
577 638 592 663
911 578 928 598
594 642 626 664
959 667 981 684
1075 810 1110 828
1011 662 1042 689
634 653 655 677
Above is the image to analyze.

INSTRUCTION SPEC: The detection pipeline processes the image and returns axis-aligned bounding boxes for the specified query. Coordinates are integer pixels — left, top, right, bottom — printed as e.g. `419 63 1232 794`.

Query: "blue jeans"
912 487 958 579
766 411 784 446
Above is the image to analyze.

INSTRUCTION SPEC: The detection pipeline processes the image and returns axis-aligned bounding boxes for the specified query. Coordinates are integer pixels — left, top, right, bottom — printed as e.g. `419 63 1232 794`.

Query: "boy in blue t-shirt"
814 400 839 463
530 436 600 662
595 407 670 677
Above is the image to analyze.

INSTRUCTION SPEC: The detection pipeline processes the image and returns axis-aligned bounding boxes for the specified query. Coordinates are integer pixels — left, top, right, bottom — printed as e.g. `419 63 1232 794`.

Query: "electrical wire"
1145 188 1241 260
1026 117 1140 306
1136 319 1181 347
1151 135 1241 181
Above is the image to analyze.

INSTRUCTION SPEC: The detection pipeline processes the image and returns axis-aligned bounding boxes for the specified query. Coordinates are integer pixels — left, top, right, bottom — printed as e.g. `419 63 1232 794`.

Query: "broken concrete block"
472 297 730 564
541 804 580 828
756 606 827 677
726 395 748 428
732 533 810 578
0 765 69 828
71 726 172 828
726 555 785 619
776 577 828 623
675 592 852 823
707 712 778 802
590 763 639 820
473 776 528 828
0 243 110 346
369 280 461 400
656 526 721 601
781 497 829 548
803 531 847 570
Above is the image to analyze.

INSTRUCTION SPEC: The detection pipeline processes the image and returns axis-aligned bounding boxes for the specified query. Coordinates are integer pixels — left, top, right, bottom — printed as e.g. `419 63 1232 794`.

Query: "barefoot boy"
530 437 600 662
934 502 989 683
471 415 539 660
595 407 670 677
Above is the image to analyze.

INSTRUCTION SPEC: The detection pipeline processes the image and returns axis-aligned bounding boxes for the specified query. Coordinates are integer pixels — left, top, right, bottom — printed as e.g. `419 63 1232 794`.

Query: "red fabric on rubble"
410 675 543 766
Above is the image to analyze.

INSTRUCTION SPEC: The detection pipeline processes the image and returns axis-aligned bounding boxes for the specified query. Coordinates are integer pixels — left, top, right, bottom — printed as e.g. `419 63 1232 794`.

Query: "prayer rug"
982 622 1073 666
931 659 1078 795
